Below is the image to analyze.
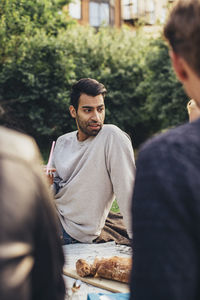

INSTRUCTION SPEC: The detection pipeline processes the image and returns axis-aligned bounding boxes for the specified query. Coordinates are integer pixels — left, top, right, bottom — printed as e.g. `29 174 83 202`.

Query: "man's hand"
187 99 200 122
43 167 56 186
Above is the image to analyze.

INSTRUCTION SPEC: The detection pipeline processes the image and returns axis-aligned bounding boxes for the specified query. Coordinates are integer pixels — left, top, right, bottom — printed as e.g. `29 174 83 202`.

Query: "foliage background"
0 0 188 156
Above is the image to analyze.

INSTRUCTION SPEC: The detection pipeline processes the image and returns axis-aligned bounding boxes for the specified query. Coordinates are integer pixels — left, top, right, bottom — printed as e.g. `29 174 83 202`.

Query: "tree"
0 12 188 153
0 0 74 152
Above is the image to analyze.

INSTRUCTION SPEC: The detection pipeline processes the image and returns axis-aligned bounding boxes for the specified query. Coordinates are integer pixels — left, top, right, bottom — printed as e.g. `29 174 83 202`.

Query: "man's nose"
91 110 100 121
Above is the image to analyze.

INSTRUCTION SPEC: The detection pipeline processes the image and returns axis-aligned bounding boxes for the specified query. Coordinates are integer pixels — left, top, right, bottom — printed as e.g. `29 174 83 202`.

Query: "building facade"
68 0 122 28
122 0 175 26
68 0 175 29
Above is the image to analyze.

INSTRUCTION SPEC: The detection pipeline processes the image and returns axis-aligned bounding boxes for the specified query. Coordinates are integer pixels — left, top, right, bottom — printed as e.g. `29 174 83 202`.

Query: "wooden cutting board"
63 267 130 293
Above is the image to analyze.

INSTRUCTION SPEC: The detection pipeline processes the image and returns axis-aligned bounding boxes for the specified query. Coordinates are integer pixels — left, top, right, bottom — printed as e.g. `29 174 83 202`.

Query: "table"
62 241 132 300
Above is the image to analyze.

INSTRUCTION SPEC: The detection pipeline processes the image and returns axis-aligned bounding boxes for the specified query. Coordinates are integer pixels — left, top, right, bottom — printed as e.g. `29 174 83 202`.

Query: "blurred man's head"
164 0 200 105
164 0 200 77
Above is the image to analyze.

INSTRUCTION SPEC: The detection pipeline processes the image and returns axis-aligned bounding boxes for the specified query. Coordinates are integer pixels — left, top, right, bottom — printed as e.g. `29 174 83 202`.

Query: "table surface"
62 241 132 300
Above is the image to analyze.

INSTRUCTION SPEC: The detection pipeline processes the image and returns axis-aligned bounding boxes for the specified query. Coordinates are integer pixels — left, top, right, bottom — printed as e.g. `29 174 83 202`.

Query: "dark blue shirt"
131 119 200 300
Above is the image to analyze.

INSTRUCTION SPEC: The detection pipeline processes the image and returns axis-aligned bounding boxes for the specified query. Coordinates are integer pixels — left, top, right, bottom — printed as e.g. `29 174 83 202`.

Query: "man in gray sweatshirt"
51 78 136 244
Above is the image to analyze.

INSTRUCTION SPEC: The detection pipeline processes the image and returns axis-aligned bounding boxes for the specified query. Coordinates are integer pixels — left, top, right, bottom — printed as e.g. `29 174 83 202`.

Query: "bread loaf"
76 259 96 277
76 256 132 283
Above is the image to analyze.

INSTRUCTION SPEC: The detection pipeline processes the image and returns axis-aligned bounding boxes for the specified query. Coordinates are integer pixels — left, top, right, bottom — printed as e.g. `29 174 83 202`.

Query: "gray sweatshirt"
52 124 136 243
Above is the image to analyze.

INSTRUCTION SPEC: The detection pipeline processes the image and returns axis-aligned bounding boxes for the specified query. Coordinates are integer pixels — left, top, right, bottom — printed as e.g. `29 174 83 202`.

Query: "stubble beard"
76 117 103 137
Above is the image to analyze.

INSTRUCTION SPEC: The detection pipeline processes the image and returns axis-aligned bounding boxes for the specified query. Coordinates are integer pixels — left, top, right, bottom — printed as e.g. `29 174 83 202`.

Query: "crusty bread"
76 259 96 277
76 256 132 283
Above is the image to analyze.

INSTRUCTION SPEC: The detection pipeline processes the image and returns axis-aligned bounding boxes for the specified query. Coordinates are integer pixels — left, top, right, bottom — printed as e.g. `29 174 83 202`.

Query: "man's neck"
77 132 89 142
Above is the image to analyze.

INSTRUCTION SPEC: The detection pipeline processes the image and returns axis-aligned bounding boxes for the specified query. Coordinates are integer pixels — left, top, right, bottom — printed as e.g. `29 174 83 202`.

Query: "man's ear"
69 105 77 118
169 50 188 82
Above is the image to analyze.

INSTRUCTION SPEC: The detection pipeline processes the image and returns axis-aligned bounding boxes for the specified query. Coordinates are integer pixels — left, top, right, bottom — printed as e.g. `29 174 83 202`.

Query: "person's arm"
106 128 136 238
131 142 199 300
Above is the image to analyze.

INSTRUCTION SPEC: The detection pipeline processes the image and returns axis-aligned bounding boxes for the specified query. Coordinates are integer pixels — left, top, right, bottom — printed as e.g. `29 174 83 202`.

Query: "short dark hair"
70 78 107 111
164 0 200 77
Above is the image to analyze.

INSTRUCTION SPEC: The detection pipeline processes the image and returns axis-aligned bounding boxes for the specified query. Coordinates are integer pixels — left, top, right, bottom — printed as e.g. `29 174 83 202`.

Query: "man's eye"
84 109 91 113
98 108 104 112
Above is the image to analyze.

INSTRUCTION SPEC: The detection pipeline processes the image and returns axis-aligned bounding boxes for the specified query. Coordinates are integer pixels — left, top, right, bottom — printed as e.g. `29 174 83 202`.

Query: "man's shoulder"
57 131 77 142
140 120 200 158
101 124 130 139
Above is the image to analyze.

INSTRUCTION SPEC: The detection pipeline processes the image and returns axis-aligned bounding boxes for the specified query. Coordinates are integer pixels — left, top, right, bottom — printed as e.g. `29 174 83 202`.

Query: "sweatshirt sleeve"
106 127 136 238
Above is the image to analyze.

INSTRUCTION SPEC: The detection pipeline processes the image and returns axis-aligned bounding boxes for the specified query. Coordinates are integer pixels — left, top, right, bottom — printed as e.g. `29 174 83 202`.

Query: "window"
122 0 138 20
89 0 114 27
110 0 115 26
160 6 167 24
69 0 81 19
149 0 155 24
146 0 155 24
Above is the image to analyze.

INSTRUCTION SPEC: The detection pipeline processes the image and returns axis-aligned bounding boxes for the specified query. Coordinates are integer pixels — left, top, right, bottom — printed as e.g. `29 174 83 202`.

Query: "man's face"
70 93 105 141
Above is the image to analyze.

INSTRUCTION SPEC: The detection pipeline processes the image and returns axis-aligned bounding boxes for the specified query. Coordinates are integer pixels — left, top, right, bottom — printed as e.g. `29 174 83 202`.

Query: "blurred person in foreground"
50 78 136 244
0 126 65 300
131 1 200 299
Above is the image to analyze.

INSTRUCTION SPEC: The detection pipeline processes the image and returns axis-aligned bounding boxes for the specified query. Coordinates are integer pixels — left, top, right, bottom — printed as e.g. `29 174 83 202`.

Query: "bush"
0 31 76 149
0 16 188 153
0 0 74 151
133 37 188 146
56 26 188 147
